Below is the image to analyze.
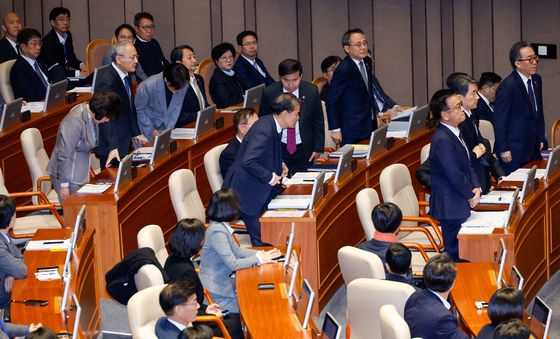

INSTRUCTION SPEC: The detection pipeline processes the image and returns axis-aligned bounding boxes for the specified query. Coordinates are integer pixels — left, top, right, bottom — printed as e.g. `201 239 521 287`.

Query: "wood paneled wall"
2 0 559 136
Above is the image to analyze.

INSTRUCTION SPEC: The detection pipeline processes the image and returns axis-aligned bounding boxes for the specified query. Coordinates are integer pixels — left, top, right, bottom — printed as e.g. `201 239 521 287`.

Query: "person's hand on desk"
133 134 148 145
4 276 14 293
105 148 121 167
270 173 282 186
308 152 320 163
469 188 481 208
59 187 70 201
28 323 43 333
281 162 289 178
257 248 282 264
385 105 401 119
151 129 160 138
500 151 512 163
206 304 224 319
330 131 342 145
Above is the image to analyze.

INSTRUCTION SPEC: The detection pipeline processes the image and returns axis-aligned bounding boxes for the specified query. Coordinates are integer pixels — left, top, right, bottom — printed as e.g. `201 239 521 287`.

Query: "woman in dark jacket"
209 42 245 108
476 287 525 339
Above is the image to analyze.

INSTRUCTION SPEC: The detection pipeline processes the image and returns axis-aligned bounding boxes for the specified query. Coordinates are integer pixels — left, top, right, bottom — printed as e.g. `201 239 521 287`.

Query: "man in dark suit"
222 93 297 246
134 12 169 77
40 7 85 81
428 89 480 261
170 45 208 127
96 41 147 168
494 41 546 174
476 72 501 124
219 108 258 179
156 281 200 338
449 74 504 194
384 243 418 289
325 28 399 145
404 253 468 339
232 30 274 90
10 28 51 102
0 12 21 64
259 59 324 174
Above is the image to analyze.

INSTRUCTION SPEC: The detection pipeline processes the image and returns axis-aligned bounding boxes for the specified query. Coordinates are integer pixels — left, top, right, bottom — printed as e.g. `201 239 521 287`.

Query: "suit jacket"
135 72 188 141
0 37 18 64
325 55 380 144
222 114 283 215
175 75 208 128
134 38 169 77
232 56 274 90
10 55 50 101
405 289 468 339
0 234 27 308
0 322 28 339
40 29 81 80
209 68 244 108
476 96 494 125
164 254 209 314
429 124 479 221
102 50 148 82
199 221 258 300
219 137 241 179
47 102 98 192
494 71 545 171
476 323 497 339
154 317 181 338
259 81 325 158
95 64 141 158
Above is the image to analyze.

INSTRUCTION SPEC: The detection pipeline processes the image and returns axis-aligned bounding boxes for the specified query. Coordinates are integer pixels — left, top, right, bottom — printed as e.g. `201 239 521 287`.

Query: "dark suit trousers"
281 143 311 176
240 187 279 246
440 218 467 262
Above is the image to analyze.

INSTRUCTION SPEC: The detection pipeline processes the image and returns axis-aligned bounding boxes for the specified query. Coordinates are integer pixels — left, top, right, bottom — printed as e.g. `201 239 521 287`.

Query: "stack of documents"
171 128 195 139
268 195 312 210
329 144 369 158
35 267 61 281
26 239 70 251
21 102 45 113
132 147 153 161
502 168 546 181
66 87 92 93
479 190 516 204
461 211 509 228
77 183 112 194
284 172 333 185
391 106 417 120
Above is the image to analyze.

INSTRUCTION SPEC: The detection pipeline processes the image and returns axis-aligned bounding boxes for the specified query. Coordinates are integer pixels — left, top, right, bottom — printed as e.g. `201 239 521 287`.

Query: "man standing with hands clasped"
222 93 298 246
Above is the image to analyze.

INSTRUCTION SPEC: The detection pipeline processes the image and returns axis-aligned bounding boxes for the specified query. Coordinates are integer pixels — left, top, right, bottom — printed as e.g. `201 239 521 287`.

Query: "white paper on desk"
35 271 61 281
458 227 494 235
479 191 516 204
171 128 195 139
285 172 333 185
386 130 407 138
21 102 45 113
461 211 508 228
262 210 306 218
25 239 70 251
502 168 546 181
132 147 153 161
77 183 112 194
268 198 310 210
392 106 417 120
67 86 92 93
220 110 237 113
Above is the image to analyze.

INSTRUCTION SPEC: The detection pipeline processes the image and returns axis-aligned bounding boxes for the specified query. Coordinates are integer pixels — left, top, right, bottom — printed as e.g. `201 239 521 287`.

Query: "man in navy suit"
222 93 298 246
404 253 468 339
0 12 21 64
476 72 501 124
134 12 169 77
428 89 480 261
219 108 259 179
232 31 274 90
259 59 324 174
10 28 51 102
156 281 200 338
325 28 399 145
494 41 546 174
96 41 147 168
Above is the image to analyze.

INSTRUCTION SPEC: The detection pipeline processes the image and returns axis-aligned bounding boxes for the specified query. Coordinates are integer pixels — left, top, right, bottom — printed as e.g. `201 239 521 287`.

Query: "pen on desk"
302 179 315 182
43 241 64 245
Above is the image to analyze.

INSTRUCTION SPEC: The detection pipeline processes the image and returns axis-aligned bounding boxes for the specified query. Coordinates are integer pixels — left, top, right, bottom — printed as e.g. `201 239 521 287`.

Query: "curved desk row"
62 114 234 298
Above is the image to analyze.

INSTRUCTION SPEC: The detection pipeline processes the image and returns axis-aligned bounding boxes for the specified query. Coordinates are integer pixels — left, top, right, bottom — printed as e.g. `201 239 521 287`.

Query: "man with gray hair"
95 41 147 168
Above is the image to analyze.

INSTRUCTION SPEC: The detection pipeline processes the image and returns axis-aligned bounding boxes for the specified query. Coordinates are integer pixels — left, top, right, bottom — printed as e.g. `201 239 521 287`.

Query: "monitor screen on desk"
62 205 86 279
91 64 110 94
529 296 551 339
60 264 72 314
508 266 524 291
114 153 133 193
150 128 172 166
295 279 315 329
520 165 537 203
545 145 560 180
367 124 388 159
321 312 342 339
283 223 295 271
406 105 429 138
334 145 353 184
70 293 82 339
0 98 23 132
44 79 68 111
309 171 326 209
243 84 265 110
494 238 507 286
194 105 216 138
285 250 300 299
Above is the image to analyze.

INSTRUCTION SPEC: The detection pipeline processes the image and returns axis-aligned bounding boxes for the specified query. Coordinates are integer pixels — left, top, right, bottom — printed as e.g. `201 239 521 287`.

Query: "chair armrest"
203 288 215 305
16 203 65 227
195 315 231 339
399 225 441 252
401 215 444 248
9 190 51 205
402 242 430 261
418 201 429 206
230 223 247 231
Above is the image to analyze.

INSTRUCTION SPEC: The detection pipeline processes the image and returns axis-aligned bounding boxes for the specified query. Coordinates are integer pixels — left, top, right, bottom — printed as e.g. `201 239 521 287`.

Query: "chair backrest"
20 128 52 203
134 264 165 291
478 120 495 151
0 59 16 102
312 76 328 95
356 188 380 241
380 164 419 226
420 143 430 164
85 39 111 74
321 100 336 149
379 304 411 339
127 284 166 339
338 246 385 286
552 119 560 148
196 58 215 106
137 224 169 267
203 144 228 193
347 278 415 339
0 169 8 196
168 169 206 222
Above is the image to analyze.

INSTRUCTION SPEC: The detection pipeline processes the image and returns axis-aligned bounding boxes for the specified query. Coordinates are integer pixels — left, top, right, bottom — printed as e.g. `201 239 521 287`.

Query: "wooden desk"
11 228 99 338
260 128 434 315
62 114 234 299
236 262 315 338
0 96 90 198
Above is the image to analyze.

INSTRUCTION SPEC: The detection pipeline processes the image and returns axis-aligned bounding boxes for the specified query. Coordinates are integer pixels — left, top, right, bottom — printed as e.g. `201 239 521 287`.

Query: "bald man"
0 12 21 64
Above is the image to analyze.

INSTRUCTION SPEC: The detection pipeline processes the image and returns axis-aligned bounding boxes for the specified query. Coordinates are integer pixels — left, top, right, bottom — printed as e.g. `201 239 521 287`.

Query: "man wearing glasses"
40 7 85 81
134 11 169 77
232 30 274 90
494 41 546 174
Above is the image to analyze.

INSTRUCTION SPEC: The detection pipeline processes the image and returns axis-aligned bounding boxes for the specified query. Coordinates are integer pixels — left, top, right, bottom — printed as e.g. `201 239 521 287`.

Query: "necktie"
0 318 8 336
527 79 537 115
458 132 469 159
34 62 49 88
286 128 297 154
124 75 132 102
358 61 369 89
191 78 205 110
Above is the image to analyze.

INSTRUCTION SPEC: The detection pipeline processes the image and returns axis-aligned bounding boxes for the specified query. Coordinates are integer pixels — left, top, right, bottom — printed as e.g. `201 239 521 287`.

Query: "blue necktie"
124 75 132 106
34 62 49 88
527 79 537 116
0 318 9 336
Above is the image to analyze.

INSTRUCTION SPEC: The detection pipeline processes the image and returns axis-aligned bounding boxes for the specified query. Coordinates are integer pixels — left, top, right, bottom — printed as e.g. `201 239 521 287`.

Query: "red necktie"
287 128 296 154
